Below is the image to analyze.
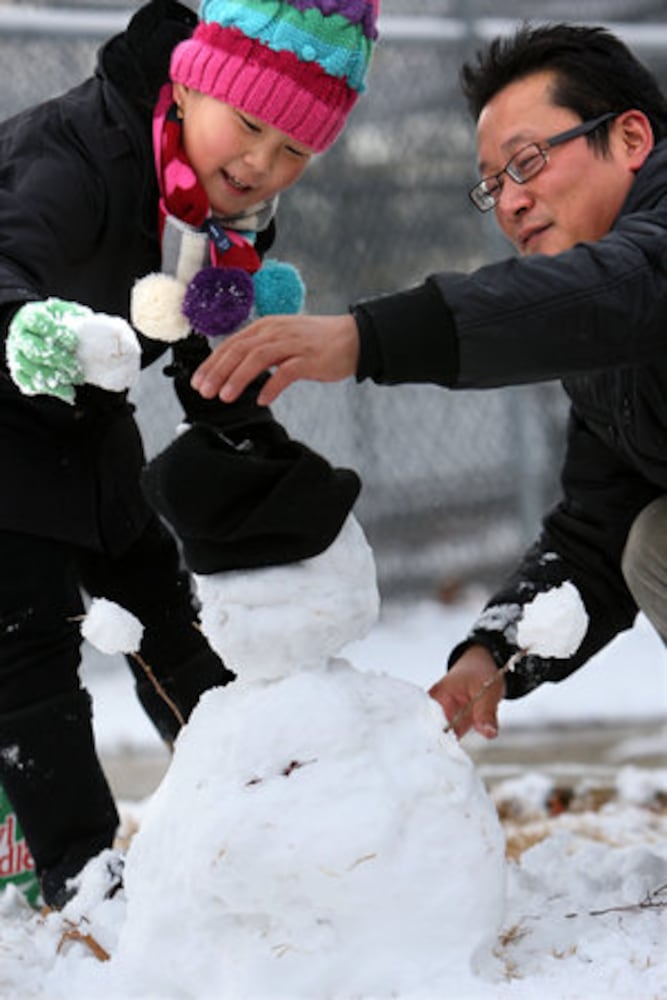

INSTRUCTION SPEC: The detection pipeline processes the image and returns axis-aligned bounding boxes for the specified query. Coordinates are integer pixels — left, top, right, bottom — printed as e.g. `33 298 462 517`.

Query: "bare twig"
70 613 186 731
566 883 667 919
131 651 185 730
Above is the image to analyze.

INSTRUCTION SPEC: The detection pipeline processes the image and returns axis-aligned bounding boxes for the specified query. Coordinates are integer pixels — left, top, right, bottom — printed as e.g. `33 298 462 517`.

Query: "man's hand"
191 313 361 406
429 645 504 739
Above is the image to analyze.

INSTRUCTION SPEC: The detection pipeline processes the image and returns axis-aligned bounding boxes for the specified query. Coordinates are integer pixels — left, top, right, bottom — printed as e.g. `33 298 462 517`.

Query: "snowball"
72 313 141 392
81 598 143 655
116 664 507 997
195 514 380 683
517 581 588 658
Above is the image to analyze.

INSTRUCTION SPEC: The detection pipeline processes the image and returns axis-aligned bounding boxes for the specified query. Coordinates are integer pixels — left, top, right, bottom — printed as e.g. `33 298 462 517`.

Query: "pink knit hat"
170 0 379 152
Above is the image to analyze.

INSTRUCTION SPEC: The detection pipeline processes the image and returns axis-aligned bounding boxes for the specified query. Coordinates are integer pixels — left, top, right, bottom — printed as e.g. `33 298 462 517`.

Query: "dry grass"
56 919 110 962
494 780 667 859
504 827 550 861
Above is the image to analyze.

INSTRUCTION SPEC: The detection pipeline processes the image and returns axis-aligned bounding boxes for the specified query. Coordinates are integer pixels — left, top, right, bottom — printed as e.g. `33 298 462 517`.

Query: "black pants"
0 516 234 905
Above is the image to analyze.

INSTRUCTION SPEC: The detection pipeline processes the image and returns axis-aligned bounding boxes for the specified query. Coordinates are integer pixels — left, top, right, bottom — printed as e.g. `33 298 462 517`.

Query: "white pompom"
131 273 190 342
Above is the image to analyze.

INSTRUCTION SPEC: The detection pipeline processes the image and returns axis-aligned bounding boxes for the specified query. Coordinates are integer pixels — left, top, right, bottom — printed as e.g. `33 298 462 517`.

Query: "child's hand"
6 297 88 403
7 297 141 403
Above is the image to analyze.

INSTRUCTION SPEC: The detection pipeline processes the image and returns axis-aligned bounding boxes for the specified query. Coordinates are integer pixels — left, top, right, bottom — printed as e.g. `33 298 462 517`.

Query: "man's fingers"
193 339 270 400
470 685 501 739
217 348 297 404
428 681 473 738
255 359 304 406
192 313 360 402
472 711 499 740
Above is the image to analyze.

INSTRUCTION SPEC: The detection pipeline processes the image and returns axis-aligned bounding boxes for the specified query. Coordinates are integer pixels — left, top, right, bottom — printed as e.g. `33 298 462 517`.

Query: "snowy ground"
0 593 664 999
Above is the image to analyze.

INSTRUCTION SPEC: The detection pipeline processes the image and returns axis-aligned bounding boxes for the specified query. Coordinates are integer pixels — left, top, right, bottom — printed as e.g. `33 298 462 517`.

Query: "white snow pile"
90 512 506 997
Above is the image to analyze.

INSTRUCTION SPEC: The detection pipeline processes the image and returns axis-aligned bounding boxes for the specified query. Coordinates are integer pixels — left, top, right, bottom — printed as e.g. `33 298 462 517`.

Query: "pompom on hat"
170 0 380 152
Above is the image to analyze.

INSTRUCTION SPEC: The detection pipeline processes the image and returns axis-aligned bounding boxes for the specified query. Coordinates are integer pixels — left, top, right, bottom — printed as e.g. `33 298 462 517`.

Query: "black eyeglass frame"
468 111 619 213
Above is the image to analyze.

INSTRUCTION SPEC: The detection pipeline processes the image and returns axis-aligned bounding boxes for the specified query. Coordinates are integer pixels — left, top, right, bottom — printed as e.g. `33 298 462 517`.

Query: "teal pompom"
253 260 305 317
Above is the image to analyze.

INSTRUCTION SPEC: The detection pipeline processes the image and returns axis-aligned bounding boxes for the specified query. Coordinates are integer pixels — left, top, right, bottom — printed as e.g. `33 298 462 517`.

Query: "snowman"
78 509 507 999
71 238 509 995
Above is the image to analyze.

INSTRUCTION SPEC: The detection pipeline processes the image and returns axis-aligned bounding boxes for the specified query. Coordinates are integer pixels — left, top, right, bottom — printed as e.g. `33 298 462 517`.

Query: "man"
191 24 667 739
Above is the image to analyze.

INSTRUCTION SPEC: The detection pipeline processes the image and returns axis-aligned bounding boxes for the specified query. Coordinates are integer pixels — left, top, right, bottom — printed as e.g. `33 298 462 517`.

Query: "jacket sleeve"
354 208 667 389
0 115 108 318
448 411 662 698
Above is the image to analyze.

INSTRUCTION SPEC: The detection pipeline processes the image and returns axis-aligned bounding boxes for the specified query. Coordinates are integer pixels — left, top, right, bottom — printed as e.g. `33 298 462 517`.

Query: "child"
1 0 378 908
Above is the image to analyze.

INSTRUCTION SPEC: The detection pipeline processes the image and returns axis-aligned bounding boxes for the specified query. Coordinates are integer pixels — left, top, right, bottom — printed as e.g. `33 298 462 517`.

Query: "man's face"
475 70 641 256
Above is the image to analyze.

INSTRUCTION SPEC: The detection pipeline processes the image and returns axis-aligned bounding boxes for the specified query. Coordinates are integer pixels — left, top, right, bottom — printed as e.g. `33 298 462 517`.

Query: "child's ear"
172 82 187 117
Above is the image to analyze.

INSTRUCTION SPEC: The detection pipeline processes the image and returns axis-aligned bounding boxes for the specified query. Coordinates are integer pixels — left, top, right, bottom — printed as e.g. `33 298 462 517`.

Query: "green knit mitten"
6 297 90 404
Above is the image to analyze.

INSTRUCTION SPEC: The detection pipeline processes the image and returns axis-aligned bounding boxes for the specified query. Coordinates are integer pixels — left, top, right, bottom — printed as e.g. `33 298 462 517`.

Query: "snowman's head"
196 514 379 684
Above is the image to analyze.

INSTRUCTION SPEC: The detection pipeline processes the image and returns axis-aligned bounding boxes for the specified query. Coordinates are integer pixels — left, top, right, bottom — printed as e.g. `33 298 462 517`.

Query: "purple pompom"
182 266 254 338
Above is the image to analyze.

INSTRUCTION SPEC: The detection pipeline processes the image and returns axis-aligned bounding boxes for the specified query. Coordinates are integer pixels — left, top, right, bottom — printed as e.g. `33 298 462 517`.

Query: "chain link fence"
1 1 666 597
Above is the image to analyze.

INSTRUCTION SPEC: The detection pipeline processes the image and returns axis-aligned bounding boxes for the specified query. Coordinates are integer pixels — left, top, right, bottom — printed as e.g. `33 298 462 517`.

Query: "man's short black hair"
461 23 667 147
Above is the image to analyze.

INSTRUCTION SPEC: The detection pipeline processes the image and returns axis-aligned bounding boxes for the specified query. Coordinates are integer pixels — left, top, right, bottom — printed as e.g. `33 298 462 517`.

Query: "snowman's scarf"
152 83 278 282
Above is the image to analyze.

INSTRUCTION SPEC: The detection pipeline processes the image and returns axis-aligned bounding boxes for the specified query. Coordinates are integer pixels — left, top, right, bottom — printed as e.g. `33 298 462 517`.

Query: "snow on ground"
0 519 664 999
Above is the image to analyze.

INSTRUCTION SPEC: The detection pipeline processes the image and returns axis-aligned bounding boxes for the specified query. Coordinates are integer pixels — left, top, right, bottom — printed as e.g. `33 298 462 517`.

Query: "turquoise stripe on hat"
200 0 372 90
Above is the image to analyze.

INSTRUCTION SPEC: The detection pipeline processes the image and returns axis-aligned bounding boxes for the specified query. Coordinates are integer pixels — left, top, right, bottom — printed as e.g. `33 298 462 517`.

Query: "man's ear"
615 109 655 171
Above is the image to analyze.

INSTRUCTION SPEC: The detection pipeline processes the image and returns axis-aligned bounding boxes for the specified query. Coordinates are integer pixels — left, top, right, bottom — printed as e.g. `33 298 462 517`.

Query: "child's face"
173 83 314 216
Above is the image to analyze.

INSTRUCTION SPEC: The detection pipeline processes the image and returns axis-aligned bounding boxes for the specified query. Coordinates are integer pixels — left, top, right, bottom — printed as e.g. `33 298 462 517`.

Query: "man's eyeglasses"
468 111 619 213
